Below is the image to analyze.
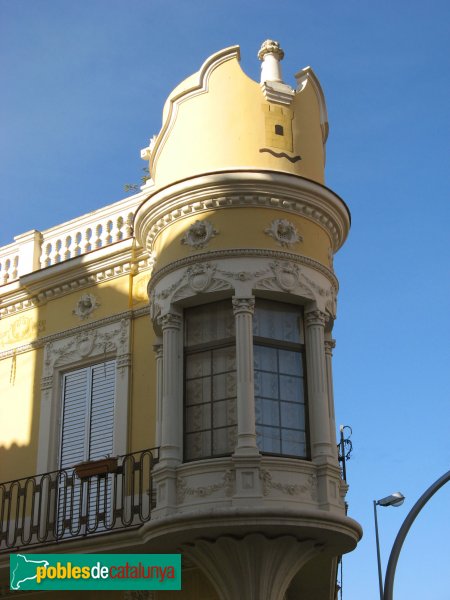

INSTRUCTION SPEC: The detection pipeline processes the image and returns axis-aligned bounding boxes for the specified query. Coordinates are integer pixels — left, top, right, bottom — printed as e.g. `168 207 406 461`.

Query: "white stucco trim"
36 317 132 474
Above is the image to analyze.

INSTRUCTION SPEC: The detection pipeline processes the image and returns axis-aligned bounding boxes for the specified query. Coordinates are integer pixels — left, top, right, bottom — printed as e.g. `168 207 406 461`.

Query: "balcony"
0 448 158 552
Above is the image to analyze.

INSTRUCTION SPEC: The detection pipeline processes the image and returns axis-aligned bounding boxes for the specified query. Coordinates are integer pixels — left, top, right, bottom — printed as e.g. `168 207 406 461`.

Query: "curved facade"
0 40 361 600
135 41 361 599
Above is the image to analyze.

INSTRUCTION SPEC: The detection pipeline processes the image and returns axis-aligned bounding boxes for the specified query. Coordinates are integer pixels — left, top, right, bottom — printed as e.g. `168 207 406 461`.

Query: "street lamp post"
373 492 405 600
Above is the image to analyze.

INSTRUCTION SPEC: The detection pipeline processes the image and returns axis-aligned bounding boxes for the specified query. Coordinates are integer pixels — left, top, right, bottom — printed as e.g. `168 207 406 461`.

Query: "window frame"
37 318 131 475
183 300 237 462
182 298 310 462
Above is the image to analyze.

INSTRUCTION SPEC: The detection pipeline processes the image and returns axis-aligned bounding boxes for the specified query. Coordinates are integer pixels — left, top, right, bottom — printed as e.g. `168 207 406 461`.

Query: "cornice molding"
0 244 151 318
134 170 350 256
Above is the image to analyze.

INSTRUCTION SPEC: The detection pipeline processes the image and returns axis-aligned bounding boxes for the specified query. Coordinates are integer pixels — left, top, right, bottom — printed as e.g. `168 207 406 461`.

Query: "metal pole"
383 470 450 600
373 500 384 600
340 428 347 482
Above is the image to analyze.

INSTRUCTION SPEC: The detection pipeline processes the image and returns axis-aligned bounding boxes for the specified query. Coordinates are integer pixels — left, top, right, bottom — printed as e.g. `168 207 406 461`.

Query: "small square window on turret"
275 124 284 136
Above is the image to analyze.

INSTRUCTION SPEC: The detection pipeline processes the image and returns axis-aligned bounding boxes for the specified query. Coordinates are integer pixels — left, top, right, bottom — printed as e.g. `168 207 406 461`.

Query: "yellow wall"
153 208 331 271
0 269 157 482
151 50 325 189
0 347 43 482
130 313 157 453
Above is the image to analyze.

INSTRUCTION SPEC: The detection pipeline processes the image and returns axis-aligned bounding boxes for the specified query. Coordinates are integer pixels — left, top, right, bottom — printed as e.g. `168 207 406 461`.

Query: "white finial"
258 39 285 84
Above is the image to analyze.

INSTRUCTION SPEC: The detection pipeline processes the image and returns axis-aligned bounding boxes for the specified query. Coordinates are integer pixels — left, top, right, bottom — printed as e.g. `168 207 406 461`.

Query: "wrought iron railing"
0 448 158 551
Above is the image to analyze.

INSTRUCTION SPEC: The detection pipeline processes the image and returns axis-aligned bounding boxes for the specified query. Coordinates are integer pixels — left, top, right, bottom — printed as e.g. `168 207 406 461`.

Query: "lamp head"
376 492 405 507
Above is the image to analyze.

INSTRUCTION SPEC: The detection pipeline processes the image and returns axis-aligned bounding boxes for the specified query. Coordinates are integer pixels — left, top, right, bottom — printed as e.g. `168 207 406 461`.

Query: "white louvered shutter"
89 361 115 460
58 360 116 536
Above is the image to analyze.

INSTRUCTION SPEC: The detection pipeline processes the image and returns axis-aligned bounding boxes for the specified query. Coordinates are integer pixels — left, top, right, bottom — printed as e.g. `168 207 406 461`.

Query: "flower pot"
74 457 118 479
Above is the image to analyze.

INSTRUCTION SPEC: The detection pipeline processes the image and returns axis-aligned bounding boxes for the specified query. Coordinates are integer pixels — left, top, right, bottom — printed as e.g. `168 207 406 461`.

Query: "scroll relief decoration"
260 469 318 501
43 318 130 386
181 220 218 249
265 219 302 248
177 470 234 503
0 316 46 347
72 293 100 320
151 260 336 319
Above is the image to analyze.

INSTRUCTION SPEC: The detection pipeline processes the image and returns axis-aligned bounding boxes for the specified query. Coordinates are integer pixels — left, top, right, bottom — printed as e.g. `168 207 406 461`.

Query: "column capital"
305 309 328 328
232 296 255 316
157 312 182 330
324 339 336 356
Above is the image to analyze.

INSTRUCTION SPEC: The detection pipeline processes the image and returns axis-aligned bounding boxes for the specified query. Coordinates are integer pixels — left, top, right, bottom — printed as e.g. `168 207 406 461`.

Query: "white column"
14 229 42 276
305 309 333 462
153 340 163 449
324 338 339 462
258 39 285 83
158 313 182 465
232 297 259 456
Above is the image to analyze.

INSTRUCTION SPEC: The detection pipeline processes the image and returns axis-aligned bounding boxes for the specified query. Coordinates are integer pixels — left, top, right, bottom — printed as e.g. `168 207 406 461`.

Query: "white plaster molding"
36 317 132 474
177 470 234 504
149 46 241 178
260 469 318 501
0 244 151 318
72 293 100 320
134 171 350 256
181 219 218 249
265 218 302 247
295 66 329 145
149 257 337 320
149 247 338 291
260 81 295 106
182 534 321 600
0 308 145 360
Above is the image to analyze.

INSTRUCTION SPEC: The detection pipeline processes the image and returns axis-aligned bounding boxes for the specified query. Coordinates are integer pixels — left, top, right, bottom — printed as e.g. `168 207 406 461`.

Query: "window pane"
256 425 281 453
279 349 303 376
185 432 211 460
254 371 278 399
214 399 237 428
254 345 277 372
185 300 235 346
213 427 236 455
212 347 235 374
280 402 305 429
186 352 211 378
185 376 211 406
185 301 237 461
255 399 279 426
186 404 211 432
281 429 307 457
279 375 304 402
253 300 303 343
212 372 236 401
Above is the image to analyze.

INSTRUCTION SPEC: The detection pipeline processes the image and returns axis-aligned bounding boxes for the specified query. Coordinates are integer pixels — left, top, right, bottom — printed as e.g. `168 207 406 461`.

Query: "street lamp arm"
383 470 450 600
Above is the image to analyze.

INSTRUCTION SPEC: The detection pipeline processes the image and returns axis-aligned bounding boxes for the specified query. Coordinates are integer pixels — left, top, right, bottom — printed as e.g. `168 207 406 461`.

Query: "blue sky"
1 1 449 598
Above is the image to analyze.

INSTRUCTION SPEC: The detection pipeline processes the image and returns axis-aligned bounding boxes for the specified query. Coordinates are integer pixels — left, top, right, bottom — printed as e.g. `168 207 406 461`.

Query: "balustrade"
0 448 158 551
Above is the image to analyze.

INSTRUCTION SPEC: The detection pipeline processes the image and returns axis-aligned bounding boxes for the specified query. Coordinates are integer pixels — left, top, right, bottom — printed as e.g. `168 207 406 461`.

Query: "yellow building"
0 41 361 599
